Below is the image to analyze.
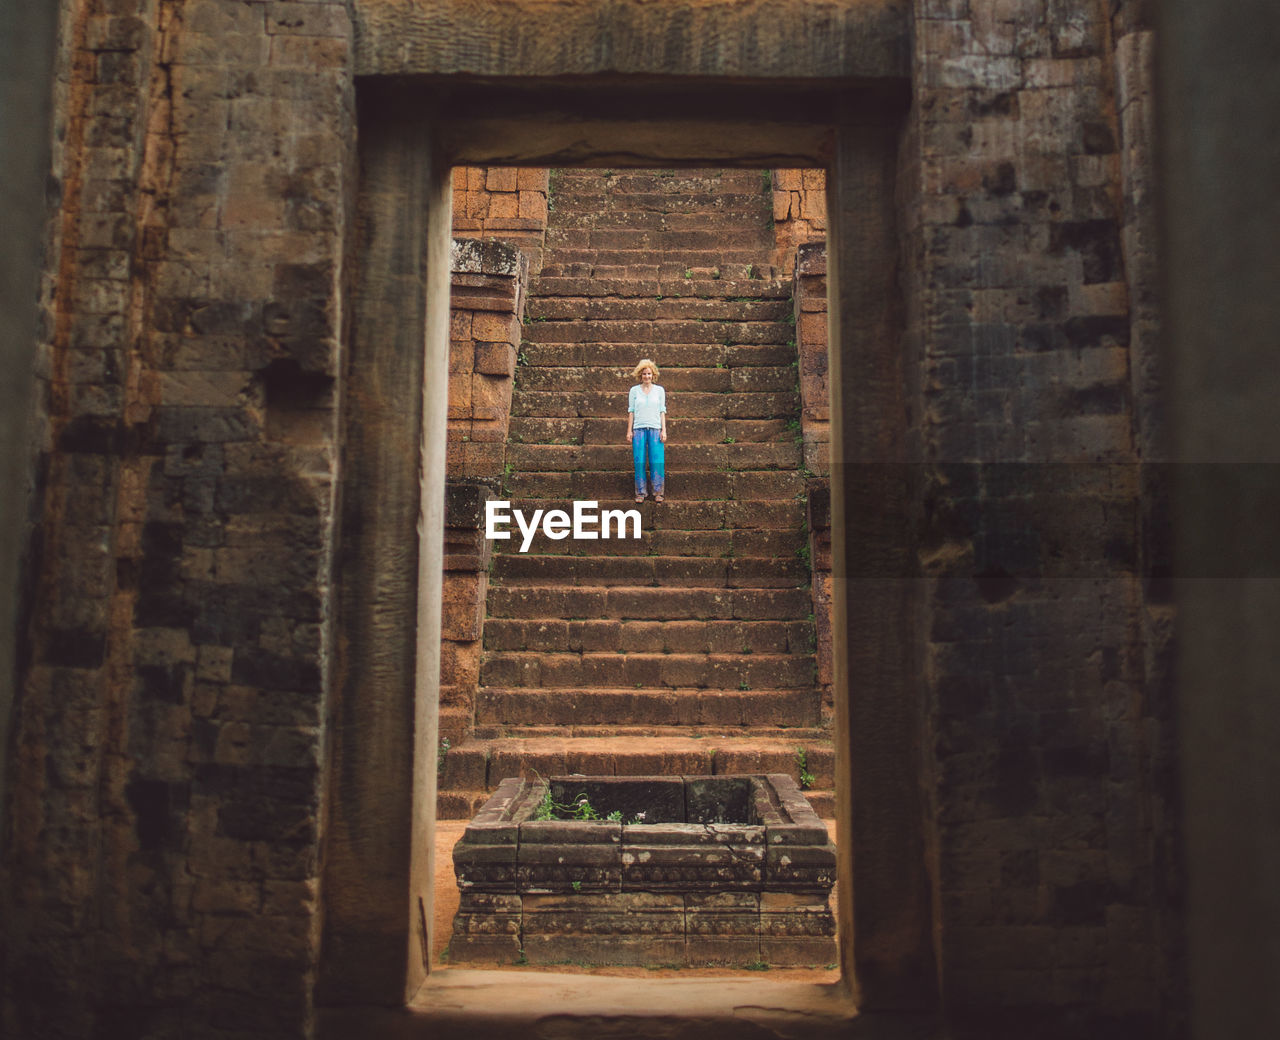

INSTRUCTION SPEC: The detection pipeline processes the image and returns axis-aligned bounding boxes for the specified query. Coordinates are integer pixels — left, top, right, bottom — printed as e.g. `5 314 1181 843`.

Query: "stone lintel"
354 0 910 82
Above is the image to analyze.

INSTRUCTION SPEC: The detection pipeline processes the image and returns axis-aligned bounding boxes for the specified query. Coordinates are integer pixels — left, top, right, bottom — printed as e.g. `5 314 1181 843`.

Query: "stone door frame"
319 74 934 1027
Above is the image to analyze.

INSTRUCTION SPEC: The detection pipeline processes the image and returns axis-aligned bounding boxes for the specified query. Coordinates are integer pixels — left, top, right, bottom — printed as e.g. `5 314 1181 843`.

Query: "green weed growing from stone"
795 747 815 790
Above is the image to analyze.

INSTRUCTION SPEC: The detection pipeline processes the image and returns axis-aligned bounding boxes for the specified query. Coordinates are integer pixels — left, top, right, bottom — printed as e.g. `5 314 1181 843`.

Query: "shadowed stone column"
827 112 936 1010
319 95 451 1005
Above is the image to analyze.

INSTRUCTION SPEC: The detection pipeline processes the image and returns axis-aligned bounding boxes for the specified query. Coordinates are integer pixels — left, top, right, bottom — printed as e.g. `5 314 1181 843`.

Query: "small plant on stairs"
795 747 815 791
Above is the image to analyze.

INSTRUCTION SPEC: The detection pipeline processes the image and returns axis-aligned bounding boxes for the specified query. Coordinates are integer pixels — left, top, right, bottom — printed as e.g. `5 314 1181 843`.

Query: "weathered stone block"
622 825 765 891
471 310 519 343
765 843 837 889
686 891 762 964
474 341 515 377
518 821 623 893
454 840 518 892
470 373 511 421
449 892 522 962
522 891 685 964
441 572 486 641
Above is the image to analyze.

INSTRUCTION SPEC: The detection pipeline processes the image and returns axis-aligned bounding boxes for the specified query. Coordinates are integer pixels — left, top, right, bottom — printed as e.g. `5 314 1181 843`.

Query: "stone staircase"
438 169 833 817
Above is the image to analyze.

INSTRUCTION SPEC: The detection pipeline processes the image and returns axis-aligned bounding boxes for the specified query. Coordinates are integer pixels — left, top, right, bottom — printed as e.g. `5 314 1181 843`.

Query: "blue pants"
632 427 665 497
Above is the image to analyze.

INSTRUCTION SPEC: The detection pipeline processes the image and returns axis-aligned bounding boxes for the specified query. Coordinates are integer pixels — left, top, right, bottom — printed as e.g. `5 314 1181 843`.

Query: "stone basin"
449 774 837 966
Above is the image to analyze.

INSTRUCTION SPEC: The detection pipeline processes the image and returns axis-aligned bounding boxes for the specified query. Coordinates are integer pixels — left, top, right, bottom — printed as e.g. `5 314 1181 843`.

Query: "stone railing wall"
441 238 530 747
792 241 833 722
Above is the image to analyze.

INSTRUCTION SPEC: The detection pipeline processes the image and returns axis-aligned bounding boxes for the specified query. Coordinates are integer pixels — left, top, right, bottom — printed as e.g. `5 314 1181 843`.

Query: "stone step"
518 342 796 368
483 618 813 655
549 187 768 208
435 734 834 819
504 442 801 473
511 390 801 419
525 296 792 323
486 526 802 559
501 468 805 502
489 553 809 588
521 318 794 345
486 584 812 621
548 208 765 230
475 686 820 728
552 167 768 189
539 263 779 283
549 184 769 206
489 498 806 538
531 276 789 299
542 250 774 271
509 416 798 445
555 166 767 184
515 365 798 394
481 650 816 690
545 227 771 252
470 724 828 742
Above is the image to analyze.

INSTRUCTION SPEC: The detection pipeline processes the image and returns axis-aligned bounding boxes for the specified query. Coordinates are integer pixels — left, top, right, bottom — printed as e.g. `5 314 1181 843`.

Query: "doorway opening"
436 164 836 979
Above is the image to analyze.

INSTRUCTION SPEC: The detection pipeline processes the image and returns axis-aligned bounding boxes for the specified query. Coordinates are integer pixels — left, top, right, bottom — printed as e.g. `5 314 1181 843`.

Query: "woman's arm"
626 412 634 442
659 388 667 442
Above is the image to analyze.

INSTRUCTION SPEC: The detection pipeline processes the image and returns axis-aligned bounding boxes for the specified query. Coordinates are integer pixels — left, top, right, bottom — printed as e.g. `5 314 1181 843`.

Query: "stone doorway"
318 7 929 1024
319 78 931 1030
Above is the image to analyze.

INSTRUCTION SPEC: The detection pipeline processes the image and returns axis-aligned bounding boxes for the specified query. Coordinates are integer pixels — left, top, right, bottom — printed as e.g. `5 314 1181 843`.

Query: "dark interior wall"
0 0 61 838
1161 2 1280 1038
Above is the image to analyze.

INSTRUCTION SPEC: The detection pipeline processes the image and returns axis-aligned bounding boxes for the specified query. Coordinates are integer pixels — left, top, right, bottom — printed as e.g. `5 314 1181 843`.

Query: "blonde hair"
632 359 659 379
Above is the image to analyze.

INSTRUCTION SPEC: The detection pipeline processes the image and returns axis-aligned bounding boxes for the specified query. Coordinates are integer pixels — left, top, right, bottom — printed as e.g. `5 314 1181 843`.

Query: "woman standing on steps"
626 358 667 503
